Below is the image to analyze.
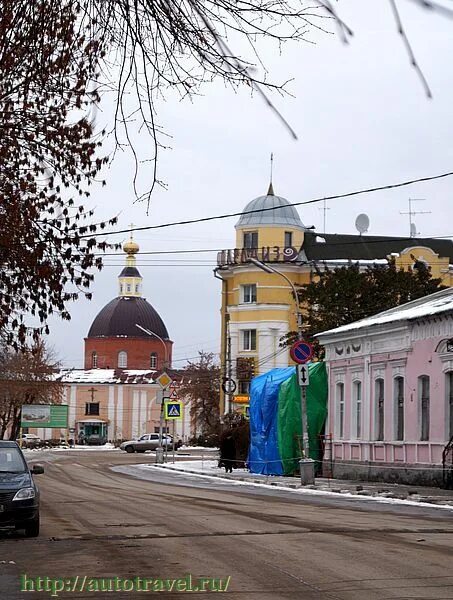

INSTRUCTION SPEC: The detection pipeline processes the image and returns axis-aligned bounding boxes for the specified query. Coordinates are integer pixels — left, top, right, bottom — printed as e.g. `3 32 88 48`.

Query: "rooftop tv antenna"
355 213 370 235
400 199 430 237
319 199 330 234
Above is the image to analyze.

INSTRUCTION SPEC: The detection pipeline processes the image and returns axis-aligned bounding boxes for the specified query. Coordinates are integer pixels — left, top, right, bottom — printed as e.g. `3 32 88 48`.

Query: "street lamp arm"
135 323 168 368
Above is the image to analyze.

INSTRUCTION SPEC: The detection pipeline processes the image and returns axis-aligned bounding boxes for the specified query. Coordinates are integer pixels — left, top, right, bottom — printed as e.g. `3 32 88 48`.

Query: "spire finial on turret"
267 153 274 196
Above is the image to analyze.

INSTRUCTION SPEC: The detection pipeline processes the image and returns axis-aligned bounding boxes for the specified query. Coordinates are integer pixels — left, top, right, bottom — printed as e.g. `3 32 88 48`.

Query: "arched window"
447 372 453 440
150 352 157 369
394 377 404 441
336 382 345 439
375 378 384 441
419 375 430 441
353 381 362 439
118 351 127 368
91 351 98 369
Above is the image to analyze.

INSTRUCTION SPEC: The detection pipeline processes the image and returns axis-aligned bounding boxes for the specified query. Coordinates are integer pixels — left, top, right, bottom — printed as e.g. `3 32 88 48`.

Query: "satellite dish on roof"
355 213 370 235
410 222 418 238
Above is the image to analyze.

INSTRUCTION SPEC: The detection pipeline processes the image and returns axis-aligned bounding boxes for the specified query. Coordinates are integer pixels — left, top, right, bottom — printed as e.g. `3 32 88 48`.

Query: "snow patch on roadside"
141 461 453 512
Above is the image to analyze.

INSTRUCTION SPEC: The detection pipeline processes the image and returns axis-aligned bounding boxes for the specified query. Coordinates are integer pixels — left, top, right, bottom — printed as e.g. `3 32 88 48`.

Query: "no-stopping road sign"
290 340 314 365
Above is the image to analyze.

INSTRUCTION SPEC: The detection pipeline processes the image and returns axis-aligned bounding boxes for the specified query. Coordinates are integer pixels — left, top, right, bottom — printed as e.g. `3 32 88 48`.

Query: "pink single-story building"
316 287 453 486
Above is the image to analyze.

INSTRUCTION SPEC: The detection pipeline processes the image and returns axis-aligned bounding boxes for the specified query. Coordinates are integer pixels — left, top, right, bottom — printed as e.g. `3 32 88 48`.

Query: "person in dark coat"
219 433 236 473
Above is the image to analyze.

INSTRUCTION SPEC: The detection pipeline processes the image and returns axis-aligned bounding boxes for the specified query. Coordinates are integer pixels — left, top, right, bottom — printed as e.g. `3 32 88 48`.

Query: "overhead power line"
79 169 453 239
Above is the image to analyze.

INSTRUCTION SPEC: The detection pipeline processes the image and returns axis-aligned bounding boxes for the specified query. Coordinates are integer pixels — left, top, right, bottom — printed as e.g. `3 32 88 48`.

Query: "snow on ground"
142 460 453 512
23 443 120 453
179 446 219 452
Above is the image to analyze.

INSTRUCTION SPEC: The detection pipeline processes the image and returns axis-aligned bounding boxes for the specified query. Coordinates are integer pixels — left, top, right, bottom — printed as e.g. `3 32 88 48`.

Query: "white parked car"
16 434 41 448
120 434 180 453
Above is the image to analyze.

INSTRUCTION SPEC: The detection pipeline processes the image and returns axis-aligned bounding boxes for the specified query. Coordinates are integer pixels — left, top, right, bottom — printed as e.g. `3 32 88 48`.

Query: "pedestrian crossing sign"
164 401 183 420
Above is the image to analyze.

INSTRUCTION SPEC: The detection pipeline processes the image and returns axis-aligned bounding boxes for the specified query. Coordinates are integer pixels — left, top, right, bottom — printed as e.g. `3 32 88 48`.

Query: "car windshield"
0 447 27 473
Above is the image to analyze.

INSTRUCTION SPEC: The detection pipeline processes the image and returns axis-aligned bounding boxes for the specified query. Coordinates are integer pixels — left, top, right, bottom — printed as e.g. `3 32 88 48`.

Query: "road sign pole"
172 420 176 464
164 419 168 462
295 316 310 459
291 325 315 485
300 386 309 459
157 406 164 464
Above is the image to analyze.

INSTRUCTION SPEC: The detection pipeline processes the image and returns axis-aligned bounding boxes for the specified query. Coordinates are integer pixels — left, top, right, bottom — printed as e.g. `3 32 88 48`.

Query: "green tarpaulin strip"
277 362 328 475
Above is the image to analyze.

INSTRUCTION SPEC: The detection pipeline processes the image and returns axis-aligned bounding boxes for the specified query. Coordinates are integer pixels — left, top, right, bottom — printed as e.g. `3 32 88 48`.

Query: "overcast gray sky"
47 1 453 369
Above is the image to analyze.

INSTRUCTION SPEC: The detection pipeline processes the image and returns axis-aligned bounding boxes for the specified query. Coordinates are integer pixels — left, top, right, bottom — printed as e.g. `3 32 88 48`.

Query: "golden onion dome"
123 238 139 254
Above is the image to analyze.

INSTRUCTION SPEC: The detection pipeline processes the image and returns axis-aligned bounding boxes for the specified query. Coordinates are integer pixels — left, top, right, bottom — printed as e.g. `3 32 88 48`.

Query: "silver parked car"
120 433 178 453
16 434 41 448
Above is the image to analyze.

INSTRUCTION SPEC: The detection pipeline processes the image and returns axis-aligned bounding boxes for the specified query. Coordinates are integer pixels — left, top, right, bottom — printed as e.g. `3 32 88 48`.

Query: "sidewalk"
152 459 453 509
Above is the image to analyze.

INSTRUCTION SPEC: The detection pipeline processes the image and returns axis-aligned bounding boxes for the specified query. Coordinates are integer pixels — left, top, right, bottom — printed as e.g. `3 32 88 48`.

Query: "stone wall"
325 459 446 487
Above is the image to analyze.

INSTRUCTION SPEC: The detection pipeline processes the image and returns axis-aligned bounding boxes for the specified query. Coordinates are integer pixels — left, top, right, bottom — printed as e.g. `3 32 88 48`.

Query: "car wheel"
24 515 40 538
125 445 135 453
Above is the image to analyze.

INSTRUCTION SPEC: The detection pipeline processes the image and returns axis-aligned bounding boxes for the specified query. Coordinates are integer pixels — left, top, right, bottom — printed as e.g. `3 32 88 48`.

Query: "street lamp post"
135 324 169 463
249 258 314 484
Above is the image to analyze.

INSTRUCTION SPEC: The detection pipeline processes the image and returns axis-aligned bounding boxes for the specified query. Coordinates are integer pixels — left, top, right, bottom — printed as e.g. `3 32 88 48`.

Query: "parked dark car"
0 441 44 537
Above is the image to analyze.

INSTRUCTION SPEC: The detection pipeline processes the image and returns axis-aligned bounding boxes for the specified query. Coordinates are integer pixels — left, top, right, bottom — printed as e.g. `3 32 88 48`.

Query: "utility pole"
226 318 233 413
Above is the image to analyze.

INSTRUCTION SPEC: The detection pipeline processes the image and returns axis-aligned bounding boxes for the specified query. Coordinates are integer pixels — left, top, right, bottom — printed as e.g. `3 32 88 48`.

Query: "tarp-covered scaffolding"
247 363 328 475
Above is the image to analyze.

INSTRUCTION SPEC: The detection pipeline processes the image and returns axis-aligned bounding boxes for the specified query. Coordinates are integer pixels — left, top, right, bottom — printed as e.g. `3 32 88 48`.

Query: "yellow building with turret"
215 185 453 413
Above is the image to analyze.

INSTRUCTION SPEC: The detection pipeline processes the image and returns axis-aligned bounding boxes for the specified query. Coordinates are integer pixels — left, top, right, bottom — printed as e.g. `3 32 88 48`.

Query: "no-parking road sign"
290 340 314 364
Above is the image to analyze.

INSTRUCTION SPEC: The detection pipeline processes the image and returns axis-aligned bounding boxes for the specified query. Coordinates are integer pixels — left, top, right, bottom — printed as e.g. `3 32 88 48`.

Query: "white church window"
118 351 127 368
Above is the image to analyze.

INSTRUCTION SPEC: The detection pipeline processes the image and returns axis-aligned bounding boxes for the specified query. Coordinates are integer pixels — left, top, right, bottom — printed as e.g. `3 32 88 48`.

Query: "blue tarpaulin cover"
247 367 295 475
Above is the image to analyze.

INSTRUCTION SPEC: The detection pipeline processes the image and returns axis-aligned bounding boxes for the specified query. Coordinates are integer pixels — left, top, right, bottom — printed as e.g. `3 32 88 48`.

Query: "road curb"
149 464 453 508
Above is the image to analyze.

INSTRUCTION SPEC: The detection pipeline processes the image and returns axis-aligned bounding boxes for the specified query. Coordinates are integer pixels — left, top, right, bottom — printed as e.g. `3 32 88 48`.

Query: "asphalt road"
1 450 453 599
